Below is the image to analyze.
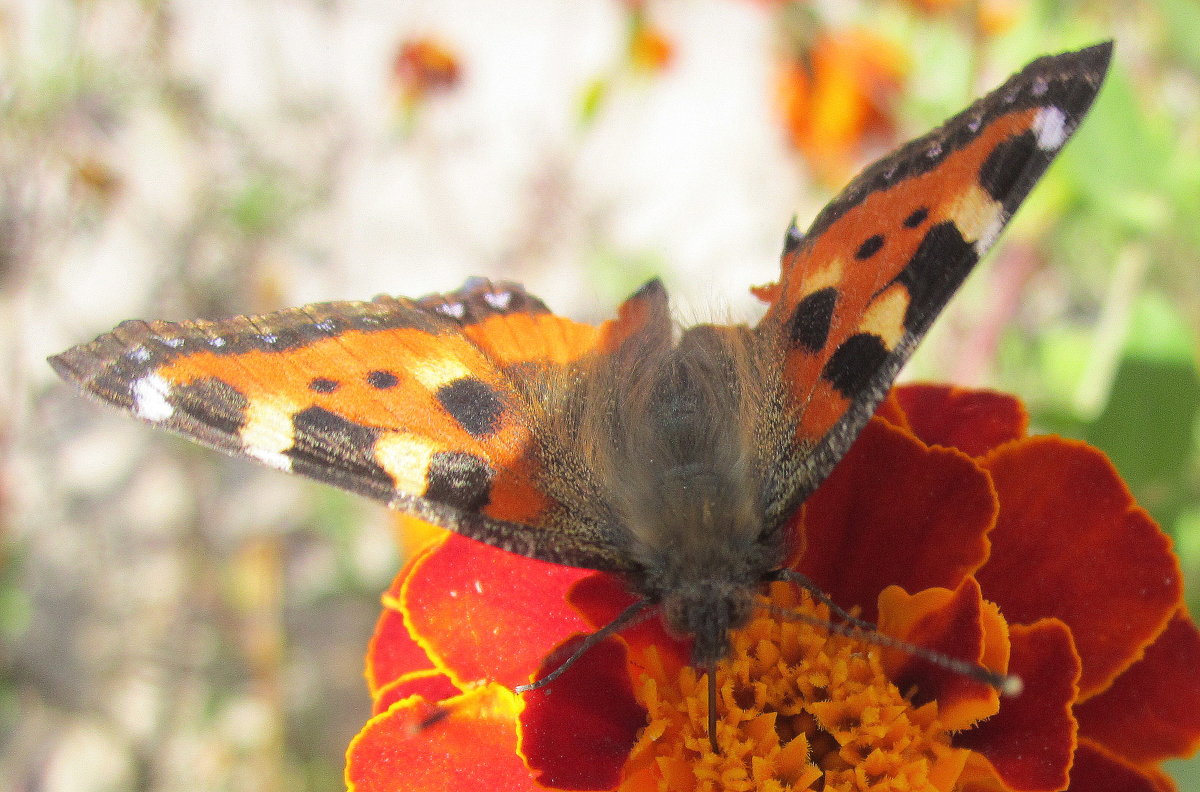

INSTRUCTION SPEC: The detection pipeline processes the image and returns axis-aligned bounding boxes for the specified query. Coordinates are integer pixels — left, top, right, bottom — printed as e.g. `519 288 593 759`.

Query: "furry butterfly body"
50 43 1112 681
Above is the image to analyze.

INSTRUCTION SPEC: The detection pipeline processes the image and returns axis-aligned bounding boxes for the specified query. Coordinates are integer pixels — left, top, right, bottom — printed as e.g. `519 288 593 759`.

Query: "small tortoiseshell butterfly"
51 41 1111 719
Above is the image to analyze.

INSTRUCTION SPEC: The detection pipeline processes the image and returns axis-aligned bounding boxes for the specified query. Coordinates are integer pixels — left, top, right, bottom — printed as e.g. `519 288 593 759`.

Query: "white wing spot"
859 288 907 350
410 356 471 390
374 432 437 495
974 212 1007 256
241 401 297 472
132 374 174 422
163 337 185 349
246 447 293 472
1032 106 1068 151
948 184 1005 253
209 337 227 348
436 302 466 319
260 333 278 345
127 347 152 364
315 319 336 333
483 290 512 310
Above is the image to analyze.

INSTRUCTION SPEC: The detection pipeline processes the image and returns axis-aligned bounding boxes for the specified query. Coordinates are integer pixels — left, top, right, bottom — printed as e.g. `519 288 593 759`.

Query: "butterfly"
51 41 1111 732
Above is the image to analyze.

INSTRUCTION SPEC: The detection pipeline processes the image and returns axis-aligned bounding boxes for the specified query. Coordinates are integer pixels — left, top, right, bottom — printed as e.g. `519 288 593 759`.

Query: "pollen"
618 584 968 792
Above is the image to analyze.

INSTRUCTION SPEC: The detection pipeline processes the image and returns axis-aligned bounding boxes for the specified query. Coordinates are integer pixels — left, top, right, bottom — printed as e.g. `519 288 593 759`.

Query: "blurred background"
4 0 1198 789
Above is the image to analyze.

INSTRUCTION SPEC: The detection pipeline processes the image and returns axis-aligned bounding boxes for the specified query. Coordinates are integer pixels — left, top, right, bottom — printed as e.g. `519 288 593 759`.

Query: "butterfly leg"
707 665 718 754
514 598 655 693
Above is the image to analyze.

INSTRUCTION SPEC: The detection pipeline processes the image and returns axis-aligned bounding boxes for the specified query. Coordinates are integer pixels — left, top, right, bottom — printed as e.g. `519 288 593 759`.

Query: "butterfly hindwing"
757 42 1112 510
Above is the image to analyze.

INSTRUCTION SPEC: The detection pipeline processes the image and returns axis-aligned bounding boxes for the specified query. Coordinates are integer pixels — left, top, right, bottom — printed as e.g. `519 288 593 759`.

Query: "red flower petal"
798 418 995 621
955 619 1080 792
1076 610 1200 765
877 578 1004 731
519 635 647 790
403 533 592 689
894 384 1028 457
347 689 539 792
872 390 911 429
977 437 1182 697
1067 739 1176 792
366 553 439 695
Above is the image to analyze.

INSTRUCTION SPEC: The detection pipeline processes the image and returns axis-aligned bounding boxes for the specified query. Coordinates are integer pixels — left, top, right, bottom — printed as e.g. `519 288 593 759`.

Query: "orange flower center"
618 585 968 792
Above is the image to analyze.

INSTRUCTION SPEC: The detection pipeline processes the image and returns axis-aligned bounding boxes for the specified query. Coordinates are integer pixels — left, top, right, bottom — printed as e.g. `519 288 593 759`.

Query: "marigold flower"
347 384 1200 792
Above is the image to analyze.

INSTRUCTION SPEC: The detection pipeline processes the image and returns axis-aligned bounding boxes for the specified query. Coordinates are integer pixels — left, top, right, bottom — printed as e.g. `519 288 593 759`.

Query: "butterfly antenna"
766 605 1023 697
514 599 655 694
772 569 874 630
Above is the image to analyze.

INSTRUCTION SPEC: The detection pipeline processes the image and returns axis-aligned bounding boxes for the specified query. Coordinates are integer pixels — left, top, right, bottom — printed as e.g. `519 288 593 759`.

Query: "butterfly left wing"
755 42 1112 520
49 278 639 573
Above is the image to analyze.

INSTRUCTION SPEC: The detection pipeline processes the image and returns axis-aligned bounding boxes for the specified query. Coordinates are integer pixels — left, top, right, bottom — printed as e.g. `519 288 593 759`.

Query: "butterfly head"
658 575 758 668
628 476 785 668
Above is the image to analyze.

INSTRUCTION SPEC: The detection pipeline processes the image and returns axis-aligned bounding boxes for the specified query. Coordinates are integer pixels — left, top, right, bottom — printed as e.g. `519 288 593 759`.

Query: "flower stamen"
619 586 969 792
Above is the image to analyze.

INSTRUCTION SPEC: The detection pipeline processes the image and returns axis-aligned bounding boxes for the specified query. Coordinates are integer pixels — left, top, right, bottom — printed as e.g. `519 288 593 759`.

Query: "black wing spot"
855 234 885 260
436 378 504 438
896 221 978 334
366 370 400 389
425 451 493 512
979 130 1039 209
289 406 392 491
788 288 838 354
821 333 890 399
292 406 380 457
903 207 929 228
309 377 340 393
174 377 248 435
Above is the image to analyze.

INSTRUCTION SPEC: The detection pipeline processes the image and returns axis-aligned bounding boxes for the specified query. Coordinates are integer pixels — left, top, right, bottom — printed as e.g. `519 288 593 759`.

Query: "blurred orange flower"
776 29 909 186
347 384 1200 792
906 0 1024 36
628 23 674 73
393 37 462 108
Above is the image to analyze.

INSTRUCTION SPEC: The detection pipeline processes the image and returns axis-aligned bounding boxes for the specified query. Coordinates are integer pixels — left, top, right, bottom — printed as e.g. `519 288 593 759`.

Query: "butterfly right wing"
754 43 1112 524
49 278 639 574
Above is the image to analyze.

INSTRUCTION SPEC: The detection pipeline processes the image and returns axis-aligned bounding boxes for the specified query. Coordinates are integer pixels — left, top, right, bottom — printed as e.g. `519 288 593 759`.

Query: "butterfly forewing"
757 42 1112 515
49 279 635 571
